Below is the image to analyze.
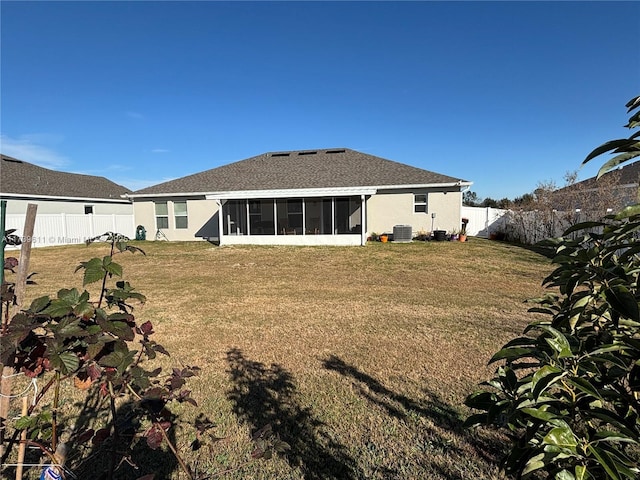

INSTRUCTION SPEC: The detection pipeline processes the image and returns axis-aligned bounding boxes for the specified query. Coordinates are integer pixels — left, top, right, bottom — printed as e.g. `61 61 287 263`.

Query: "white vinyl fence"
5 213 136 248
462 206 605 244
461 206 509 237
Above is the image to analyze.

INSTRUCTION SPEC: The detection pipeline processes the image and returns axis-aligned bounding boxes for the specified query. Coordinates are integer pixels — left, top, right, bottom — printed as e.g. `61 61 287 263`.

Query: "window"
155 202 169 229
84 205 94 214
414 194 427 213
174 201 188 229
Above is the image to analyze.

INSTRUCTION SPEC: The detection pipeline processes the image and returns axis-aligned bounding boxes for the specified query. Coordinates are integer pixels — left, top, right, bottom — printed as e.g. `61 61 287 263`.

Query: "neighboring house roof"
0 154 131 201
131 148 470 196
568 161 640 191
552 161 639 211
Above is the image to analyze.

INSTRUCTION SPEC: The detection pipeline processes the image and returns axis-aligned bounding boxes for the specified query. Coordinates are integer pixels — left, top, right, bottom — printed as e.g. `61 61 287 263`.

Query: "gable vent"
271 153 290 157
326 149 346 154
298 151 317 156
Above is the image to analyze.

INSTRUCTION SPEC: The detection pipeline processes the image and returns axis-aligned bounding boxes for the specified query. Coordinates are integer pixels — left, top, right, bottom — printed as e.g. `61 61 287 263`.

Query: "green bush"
465 96 640 479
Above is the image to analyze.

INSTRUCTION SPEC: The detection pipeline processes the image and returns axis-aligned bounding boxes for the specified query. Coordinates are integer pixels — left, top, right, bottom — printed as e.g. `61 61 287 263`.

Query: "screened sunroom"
210 192 369 246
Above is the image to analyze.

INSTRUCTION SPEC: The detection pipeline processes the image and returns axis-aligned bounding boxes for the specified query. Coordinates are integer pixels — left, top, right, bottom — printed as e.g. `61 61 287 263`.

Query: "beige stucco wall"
2 198 133 215
134 188 462 243
366 188 462 236
133 197 219 241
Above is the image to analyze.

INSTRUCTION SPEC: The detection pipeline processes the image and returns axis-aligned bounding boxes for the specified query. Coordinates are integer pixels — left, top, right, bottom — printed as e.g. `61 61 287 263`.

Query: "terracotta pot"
380 235 388 243
459 234 467 242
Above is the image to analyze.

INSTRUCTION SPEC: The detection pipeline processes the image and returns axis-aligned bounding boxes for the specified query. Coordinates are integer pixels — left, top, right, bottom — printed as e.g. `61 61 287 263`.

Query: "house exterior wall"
133 188 463 244
366 188 462 236
2 198 133 215
133 197 219 241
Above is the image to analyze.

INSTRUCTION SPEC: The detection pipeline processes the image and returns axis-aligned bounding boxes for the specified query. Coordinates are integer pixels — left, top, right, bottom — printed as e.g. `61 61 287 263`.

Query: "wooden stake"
15 395 28 480
0 203 38 461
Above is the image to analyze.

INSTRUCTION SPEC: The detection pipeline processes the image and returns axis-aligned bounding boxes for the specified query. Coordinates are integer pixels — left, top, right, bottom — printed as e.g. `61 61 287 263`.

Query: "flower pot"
459 234 467 242
380 235 388 243
433 230 447 241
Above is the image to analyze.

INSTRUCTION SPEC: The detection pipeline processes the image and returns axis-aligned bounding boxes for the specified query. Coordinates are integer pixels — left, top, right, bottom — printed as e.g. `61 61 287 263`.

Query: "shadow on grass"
322 355 505 480
226 347 366 479
62 386 179 480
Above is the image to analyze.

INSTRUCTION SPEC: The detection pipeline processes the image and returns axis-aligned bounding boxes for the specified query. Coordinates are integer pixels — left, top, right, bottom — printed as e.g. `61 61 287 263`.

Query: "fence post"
61 212 67 245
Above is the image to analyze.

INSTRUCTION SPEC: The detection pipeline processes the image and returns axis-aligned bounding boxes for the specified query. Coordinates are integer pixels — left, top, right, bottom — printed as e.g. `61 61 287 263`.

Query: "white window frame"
174 201 188 229
414 194 428 213
155 202 169 229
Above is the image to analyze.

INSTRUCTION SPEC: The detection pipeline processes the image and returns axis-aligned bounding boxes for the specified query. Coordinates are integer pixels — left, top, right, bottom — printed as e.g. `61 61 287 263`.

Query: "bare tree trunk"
0 204 37 461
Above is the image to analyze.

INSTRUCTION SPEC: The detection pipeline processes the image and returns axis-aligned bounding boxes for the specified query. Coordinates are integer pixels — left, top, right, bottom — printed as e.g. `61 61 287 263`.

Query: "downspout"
361 194 366 246
216 199 223 245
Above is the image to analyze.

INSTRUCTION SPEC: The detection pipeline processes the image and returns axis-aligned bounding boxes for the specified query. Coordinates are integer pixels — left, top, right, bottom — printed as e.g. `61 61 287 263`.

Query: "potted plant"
459 218 469 242
369 232 379 242
380 234 389 243
450 229 459 241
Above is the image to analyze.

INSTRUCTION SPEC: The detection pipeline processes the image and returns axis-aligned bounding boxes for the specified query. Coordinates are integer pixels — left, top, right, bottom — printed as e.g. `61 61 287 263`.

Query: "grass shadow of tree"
226 347 367 479
58 385 180 480
322 355 506 480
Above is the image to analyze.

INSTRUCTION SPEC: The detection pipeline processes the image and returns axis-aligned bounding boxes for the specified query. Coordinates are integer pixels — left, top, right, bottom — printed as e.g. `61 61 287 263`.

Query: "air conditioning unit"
393 225 413 242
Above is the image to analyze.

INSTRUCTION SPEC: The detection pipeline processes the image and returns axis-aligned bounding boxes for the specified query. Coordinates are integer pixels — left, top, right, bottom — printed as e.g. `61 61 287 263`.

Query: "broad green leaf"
50 351 80 375
99 350 125 368
73 301 95 320
593 430 638 445
103 256 122 277
532 365 566 399
566 377 603 401
522 452 545 476
100 319 135 341
80 257 105 286
531 324 573 358
605 284 639 321
585 409 638 441
574 465 587 480
582 139 637 166
563 222 606 236
54 318 86 338
489 347 536 363
556 469 576 480
587 444 621 480
464 391 496 411
543 425 578 450
521 406 558 422
597 150 640 178
43 300 74 318
28 296 50 313
462 413 489 428
57 288 81 304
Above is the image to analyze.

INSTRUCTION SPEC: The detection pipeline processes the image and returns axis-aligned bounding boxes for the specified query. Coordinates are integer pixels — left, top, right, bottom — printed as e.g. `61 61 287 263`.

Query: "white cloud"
126 111 144 119
0 134 69 168
151 148 169 153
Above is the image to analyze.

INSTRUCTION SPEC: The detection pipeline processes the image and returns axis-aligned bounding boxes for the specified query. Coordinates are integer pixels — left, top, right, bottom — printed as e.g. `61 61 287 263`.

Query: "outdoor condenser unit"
393 225 413 242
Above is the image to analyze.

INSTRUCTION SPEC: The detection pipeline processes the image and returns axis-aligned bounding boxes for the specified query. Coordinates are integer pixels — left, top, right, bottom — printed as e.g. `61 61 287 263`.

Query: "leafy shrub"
465 96 640 479
1 233 210 479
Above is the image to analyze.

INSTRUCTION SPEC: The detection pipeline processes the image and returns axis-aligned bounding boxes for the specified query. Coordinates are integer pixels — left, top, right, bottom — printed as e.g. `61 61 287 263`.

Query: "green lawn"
4 238 552 479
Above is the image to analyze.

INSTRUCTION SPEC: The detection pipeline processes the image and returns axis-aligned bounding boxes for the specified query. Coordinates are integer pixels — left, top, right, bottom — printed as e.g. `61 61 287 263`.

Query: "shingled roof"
574 161 640 189
0 154 131 200
132 148 468 195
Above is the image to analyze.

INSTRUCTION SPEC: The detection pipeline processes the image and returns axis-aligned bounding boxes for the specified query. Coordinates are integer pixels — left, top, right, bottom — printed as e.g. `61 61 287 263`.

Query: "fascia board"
125 182 473 201
374 181 473 190
0 192 132 203
205 187 377 200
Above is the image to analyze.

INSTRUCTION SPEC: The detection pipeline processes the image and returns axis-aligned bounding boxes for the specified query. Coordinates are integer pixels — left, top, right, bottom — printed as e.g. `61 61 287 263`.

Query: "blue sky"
1 1 638 199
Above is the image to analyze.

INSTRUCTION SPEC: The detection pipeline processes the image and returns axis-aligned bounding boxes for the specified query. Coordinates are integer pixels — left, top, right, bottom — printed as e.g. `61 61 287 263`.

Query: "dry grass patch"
5 238 552 479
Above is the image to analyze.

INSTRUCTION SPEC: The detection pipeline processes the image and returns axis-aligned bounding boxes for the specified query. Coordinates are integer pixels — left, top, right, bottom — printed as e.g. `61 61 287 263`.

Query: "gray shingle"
0 154 131 200
133 148 468 195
